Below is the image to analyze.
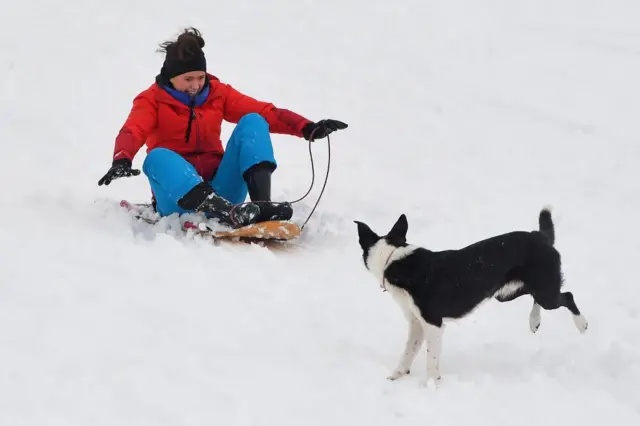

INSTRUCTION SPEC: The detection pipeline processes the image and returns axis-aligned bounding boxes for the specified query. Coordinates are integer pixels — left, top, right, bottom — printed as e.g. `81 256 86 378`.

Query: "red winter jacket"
113 74 312 181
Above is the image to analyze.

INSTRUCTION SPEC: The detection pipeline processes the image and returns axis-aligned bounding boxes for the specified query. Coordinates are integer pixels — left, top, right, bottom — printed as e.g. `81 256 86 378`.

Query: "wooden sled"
183 220 301 241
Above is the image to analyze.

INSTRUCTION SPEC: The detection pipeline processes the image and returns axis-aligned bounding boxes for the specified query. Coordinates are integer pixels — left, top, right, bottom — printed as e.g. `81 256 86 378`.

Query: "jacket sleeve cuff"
113 150 132 161
270 108 313 137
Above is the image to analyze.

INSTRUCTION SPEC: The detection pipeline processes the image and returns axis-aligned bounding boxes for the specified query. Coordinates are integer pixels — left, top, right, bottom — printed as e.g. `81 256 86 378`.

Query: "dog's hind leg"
387 314 424 380
561 292 588 333
529 302 541 333
492 282 540 333
533 291 588 334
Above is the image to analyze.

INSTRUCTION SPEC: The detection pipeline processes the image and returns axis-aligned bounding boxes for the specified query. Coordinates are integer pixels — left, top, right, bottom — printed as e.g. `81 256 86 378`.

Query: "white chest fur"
366 241 422 316
387 285 423 319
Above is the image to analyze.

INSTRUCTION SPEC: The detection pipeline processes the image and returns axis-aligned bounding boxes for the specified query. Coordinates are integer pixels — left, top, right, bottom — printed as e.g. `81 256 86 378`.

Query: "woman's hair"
157 27 205 62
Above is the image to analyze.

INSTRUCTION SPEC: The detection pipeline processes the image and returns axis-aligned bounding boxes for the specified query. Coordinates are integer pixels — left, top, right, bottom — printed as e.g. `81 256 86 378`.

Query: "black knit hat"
161 46 207 80
158 28 208 80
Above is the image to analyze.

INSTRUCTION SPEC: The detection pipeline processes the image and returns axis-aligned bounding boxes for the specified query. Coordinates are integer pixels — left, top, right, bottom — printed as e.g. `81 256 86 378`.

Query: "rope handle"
229 127 331 230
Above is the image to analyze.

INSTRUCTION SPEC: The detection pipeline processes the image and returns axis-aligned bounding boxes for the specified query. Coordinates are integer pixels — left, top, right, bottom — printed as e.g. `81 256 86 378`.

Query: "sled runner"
120 200 301 242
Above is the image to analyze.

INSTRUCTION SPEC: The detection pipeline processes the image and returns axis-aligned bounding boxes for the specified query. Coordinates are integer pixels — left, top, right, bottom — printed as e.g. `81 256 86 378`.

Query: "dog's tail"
538 206 555 246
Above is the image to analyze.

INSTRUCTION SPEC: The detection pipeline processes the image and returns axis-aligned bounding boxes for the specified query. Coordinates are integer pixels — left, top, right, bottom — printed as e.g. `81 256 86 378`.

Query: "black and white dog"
354 208 588 387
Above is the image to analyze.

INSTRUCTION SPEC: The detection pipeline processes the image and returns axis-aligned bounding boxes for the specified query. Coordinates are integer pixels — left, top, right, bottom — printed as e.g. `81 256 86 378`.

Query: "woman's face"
170 71 206 96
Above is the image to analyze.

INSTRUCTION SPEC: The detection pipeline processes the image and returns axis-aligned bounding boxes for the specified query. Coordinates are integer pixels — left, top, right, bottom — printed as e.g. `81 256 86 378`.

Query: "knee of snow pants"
210 113 277 205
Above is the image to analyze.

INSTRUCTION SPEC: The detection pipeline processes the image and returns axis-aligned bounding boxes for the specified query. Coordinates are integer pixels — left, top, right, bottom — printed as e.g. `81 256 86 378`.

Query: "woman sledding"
98 27 347 228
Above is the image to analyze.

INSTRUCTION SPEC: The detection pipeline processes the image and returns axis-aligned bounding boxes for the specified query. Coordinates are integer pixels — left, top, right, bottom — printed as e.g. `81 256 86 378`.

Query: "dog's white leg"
529 302 541 333
387 315 424 380
419 320 444 388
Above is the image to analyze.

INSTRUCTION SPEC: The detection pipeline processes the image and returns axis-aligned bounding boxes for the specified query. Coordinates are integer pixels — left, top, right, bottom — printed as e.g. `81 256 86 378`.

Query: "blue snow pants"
142 113 277 217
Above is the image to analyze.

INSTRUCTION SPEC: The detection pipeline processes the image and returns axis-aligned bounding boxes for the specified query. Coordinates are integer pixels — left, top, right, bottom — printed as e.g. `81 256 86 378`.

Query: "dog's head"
354 214 408 270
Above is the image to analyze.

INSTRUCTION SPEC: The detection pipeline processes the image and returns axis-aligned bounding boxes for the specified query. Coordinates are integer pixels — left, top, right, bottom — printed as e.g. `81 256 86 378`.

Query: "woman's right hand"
98 158 141 186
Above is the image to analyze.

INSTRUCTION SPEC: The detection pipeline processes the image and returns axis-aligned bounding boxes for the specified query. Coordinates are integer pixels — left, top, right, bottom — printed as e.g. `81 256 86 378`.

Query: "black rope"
290 131 331 230
228 127 332 231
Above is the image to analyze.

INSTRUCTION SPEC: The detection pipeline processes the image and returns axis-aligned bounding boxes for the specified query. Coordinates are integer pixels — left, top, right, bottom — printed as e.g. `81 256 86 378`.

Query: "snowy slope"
1 0 640 424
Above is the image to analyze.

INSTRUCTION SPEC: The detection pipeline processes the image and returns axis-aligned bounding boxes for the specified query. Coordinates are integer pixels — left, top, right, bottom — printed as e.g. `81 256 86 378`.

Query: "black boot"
177 182 260 228
244 162 293 222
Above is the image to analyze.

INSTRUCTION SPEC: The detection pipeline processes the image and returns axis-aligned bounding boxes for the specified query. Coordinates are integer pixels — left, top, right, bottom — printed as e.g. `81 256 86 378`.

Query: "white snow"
1 0 640 424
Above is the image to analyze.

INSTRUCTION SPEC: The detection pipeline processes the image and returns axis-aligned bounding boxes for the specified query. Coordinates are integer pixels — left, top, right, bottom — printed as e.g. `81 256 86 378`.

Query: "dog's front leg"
420 320 444 388
387 314 424 380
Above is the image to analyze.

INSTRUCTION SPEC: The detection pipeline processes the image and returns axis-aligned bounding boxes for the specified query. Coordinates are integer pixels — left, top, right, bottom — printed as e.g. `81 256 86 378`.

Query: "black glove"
98 158 140 186
302 119 348 141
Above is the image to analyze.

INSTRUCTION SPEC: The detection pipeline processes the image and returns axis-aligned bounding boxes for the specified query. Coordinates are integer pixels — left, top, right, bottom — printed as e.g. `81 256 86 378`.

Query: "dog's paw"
420 375 442 389
529 319 540 333
386 369 410 380
574 314 588 334
433 375 443 388
529 313 541 333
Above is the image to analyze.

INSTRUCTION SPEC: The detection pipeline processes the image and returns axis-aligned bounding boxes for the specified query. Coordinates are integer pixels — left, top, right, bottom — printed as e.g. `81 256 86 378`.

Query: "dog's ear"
387 214 408 245
354 220 380 249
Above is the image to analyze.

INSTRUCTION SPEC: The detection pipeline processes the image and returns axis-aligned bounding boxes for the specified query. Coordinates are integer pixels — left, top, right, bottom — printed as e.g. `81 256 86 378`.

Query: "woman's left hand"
302 119 348 141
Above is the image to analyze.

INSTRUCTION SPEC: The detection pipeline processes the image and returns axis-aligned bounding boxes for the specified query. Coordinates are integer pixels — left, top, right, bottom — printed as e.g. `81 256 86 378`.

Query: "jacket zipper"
185 96 196 144
195 112 201 152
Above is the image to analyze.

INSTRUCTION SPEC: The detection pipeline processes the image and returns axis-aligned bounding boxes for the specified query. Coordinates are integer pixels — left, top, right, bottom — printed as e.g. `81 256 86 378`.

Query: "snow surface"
1 0 640 424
